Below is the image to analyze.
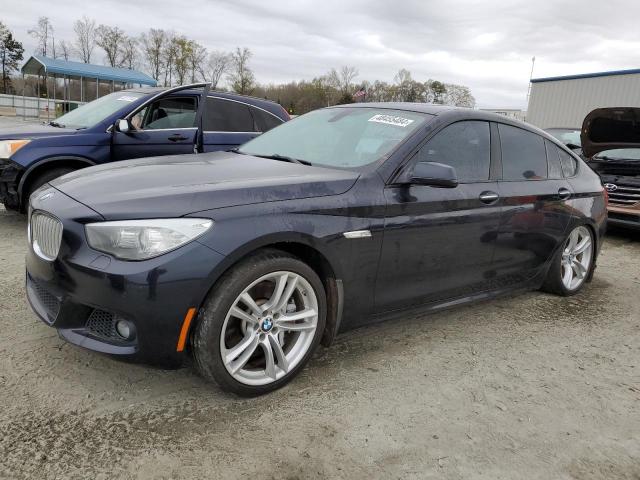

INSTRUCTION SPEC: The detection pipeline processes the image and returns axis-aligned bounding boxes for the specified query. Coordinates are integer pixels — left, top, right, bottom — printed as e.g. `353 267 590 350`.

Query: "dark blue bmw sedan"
0 83 289 211
25 104 607 395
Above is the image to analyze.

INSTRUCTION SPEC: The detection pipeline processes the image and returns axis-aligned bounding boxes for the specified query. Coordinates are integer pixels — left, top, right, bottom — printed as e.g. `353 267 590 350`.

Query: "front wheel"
542 225 594 296
193 250 326 396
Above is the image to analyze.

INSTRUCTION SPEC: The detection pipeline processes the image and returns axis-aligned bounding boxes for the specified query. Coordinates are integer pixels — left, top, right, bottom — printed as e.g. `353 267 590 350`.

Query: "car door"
492 123 573 283
202 97 261 152
111 84 211 160
375 120 503 313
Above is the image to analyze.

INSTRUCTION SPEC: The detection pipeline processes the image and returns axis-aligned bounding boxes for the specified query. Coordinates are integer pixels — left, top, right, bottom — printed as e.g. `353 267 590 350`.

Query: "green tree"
0 22 24 94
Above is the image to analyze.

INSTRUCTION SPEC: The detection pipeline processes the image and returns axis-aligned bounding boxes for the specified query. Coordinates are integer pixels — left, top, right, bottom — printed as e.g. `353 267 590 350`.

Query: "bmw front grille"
30 211 63 261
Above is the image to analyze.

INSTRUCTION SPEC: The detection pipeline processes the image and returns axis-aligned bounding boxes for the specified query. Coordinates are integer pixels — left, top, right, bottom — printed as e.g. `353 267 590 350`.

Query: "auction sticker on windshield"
368 114 415 127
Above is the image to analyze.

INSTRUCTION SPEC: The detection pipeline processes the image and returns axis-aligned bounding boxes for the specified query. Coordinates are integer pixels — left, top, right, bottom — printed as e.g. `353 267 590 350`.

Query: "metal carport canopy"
21 55 157 86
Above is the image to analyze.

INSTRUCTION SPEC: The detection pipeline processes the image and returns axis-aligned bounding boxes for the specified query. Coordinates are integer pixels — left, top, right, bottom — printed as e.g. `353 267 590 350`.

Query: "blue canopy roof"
21 55 157 86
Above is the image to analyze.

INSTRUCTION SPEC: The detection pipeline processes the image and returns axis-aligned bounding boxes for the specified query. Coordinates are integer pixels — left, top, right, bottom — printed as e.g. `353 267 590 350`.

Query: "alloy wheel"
561 226 593 291
220 271 319 386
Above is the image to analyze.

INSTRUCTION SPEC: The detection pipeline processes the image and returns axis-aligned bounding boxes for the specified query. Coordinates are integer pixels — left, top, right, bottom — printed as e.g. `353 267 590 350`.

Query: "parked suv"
581 107 640 230
0 83 289 211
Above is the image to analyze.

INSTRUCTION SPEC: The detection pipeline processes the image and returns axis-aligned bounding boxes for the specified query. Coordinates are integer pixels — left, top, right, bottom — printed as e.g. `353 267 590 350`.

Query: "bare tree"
58 40 72 60
328 65 358 95
73 16 96 63
203 51 230 89
121 36 139 70
140 28 166 81
227 47 255 95
96 25 125 67
188 41 207 83
28 16 54 57
162 32 178 86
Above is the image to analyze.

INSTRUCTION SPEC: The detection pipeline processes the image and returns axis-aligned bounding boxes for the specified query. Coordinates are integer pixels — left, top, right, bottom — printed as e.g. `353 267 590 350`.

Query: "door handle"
168 134 188 142
479 191 500 204
557 188 572 200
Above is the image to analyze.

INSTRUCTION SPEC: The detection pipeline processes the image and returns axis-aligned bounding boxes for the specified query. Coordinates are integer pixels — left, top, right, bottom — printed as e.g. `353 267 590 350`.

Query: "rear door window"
250 107 283 132
414 121 491 182
203 97 256 132
499 124 547 180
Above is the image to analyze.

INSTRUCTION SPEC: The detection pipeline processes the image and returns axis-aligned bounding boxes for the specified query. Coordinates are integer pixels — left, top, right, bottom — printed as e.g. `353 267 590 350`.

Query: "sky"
3 0 640 109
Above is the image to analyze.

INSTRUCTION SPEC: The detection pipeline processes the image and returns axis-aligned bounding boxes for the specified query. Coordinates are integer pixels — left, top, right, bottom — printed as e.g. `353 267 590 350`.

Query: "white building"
526 68 640 129
479 108 527 122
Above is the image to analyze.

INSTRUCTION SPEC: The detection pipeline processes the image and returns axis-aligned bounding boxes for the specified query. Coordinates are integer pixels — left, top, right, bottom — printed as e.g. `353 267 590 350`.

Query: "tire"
541 225 595 296
192 249 327 396
25 167 75 207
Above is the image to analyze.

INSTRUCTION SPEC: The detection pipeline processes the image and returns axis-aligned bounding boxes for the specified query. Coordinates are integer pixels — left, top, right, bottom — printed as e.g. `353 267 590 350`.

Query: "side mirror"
115 118 132 134
410 161 458 188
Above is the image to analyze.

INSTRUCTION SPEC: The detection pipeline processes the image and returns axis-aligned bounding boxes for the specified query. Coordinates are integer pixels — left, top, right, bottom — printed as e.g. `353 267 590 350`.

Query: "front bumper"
25 186 226 366
0 158 23 210
607 205 640 231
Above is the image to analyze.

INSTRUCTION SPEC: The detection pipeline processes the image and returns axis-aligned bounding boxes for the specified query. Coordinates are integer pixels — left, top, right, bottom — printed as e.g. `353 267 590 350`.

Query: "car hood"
581 107 640 158
0 122 79 140
50 152 360 219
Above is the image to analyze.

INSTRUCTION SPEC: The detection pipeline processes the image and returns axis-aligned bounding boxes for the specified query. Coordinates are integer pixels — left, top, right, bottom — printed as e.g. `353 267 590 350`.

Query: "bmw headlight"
85 218 213 260
0 139 30 158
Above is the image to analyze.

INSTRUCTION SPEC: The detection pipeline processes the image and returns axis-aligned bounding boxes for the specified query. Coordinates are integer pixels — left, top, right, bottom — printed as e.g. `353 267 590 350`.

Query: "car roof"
123 86 285 115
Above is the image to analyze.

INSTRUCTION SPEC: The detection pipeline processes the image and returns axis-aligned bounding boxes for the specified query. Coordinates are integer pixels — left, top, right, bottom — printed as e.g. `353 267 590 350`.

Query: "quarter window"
558 148 579 177
545 140 564 179
414 121 490 182
499 124 547 180
203 97 256 132
250 107 283 132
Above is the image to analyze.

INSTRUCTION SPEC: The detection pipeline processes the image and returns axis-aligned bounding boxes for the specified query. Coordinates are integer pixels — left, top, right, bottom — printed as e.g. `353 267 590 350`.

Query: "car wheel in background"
541 225 594 296
193 249 326 396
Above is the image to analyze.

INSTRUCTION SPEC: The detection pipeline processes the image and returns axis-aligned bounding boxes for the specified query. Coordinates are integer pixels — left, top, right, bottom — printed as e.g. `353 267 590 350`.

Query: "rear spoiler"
581 107 640 158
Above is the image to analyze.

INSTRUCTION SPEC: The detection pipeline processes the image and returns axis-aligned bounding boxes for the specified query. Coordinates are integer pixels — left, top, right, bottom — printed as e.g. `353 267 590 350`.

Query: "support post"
96 77 99 99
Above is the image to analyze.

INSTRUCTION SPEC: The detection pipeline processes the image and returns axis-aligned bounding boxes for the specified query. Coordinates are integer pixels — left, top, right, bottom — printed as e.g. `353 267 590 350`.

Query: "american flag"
353 87 366 99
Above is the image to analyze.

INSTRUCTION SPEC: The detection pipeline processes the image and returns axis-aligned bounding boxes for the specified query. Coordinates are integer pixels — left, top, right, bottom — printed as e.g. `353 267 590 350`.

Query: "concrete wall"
526 73 640 129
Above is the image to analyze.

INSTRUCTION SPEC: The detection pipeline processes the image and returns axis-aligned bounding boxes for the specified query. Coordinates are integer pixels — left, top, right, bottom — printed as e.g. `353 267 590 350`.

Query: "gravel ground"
0 204 639 480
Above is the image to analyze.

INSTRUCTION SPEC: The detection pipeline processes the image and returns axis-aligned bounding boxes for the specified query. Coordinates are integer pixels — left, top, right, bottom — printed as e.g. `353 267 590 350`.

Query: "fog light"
115 320 133 339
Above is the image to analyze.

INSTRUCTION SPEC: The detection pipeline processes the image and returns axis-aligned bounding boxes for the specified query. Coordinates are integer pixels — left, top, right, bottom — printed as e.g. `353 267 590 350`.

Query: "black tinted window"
251 107 283 132
415 121 490 182
499 124 547 180
203 97 255 132
545 140 564 179
558 148 578 177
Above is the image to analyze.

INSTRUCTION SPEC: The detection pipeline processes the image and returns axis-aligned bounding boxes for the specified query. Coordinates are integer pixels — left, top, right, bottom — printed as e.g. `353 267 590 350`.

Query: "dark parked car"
0 83 289 211
581 107 640 230
25 104 607 395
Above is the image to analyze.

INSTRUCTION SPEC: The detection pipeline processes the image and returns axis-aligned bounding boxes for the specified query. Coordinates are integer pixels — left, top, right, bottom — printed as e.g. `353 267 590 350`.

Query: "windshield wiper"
48 121 65 128
253 153 312 166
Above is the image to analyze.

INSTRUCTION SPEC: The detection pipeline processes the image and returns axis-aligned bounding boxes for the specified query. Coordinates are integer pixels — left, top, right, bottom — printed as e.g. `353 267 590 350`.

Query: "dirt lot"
0 204 639 480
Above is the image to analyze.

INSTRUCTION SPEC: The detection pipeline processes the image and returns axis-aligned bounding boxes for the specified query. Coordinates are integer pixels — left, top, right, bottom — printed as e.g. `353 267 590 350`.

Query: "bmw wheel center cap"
261 317 273 332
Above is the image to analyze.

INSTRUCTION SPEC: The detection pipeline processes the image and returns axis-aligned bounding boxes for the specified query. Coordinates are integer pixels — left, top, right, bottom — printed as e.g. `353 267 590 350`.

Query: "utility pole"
526 56 536 107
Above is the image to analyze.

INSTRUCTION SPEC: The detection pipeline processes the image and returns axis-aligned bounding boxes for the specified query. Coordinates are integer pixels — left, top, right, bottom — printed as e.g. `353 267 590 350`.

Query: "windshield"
53 91 146 129
238 107 430 169
546 128 581 146
594 148 640 160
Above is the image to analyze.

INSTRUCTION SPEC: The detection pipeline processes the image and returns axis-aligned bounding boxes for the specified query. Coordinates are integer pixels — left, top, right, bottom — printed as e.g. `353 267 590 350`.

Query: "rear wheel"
193 250 326 396
542 225 594 296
